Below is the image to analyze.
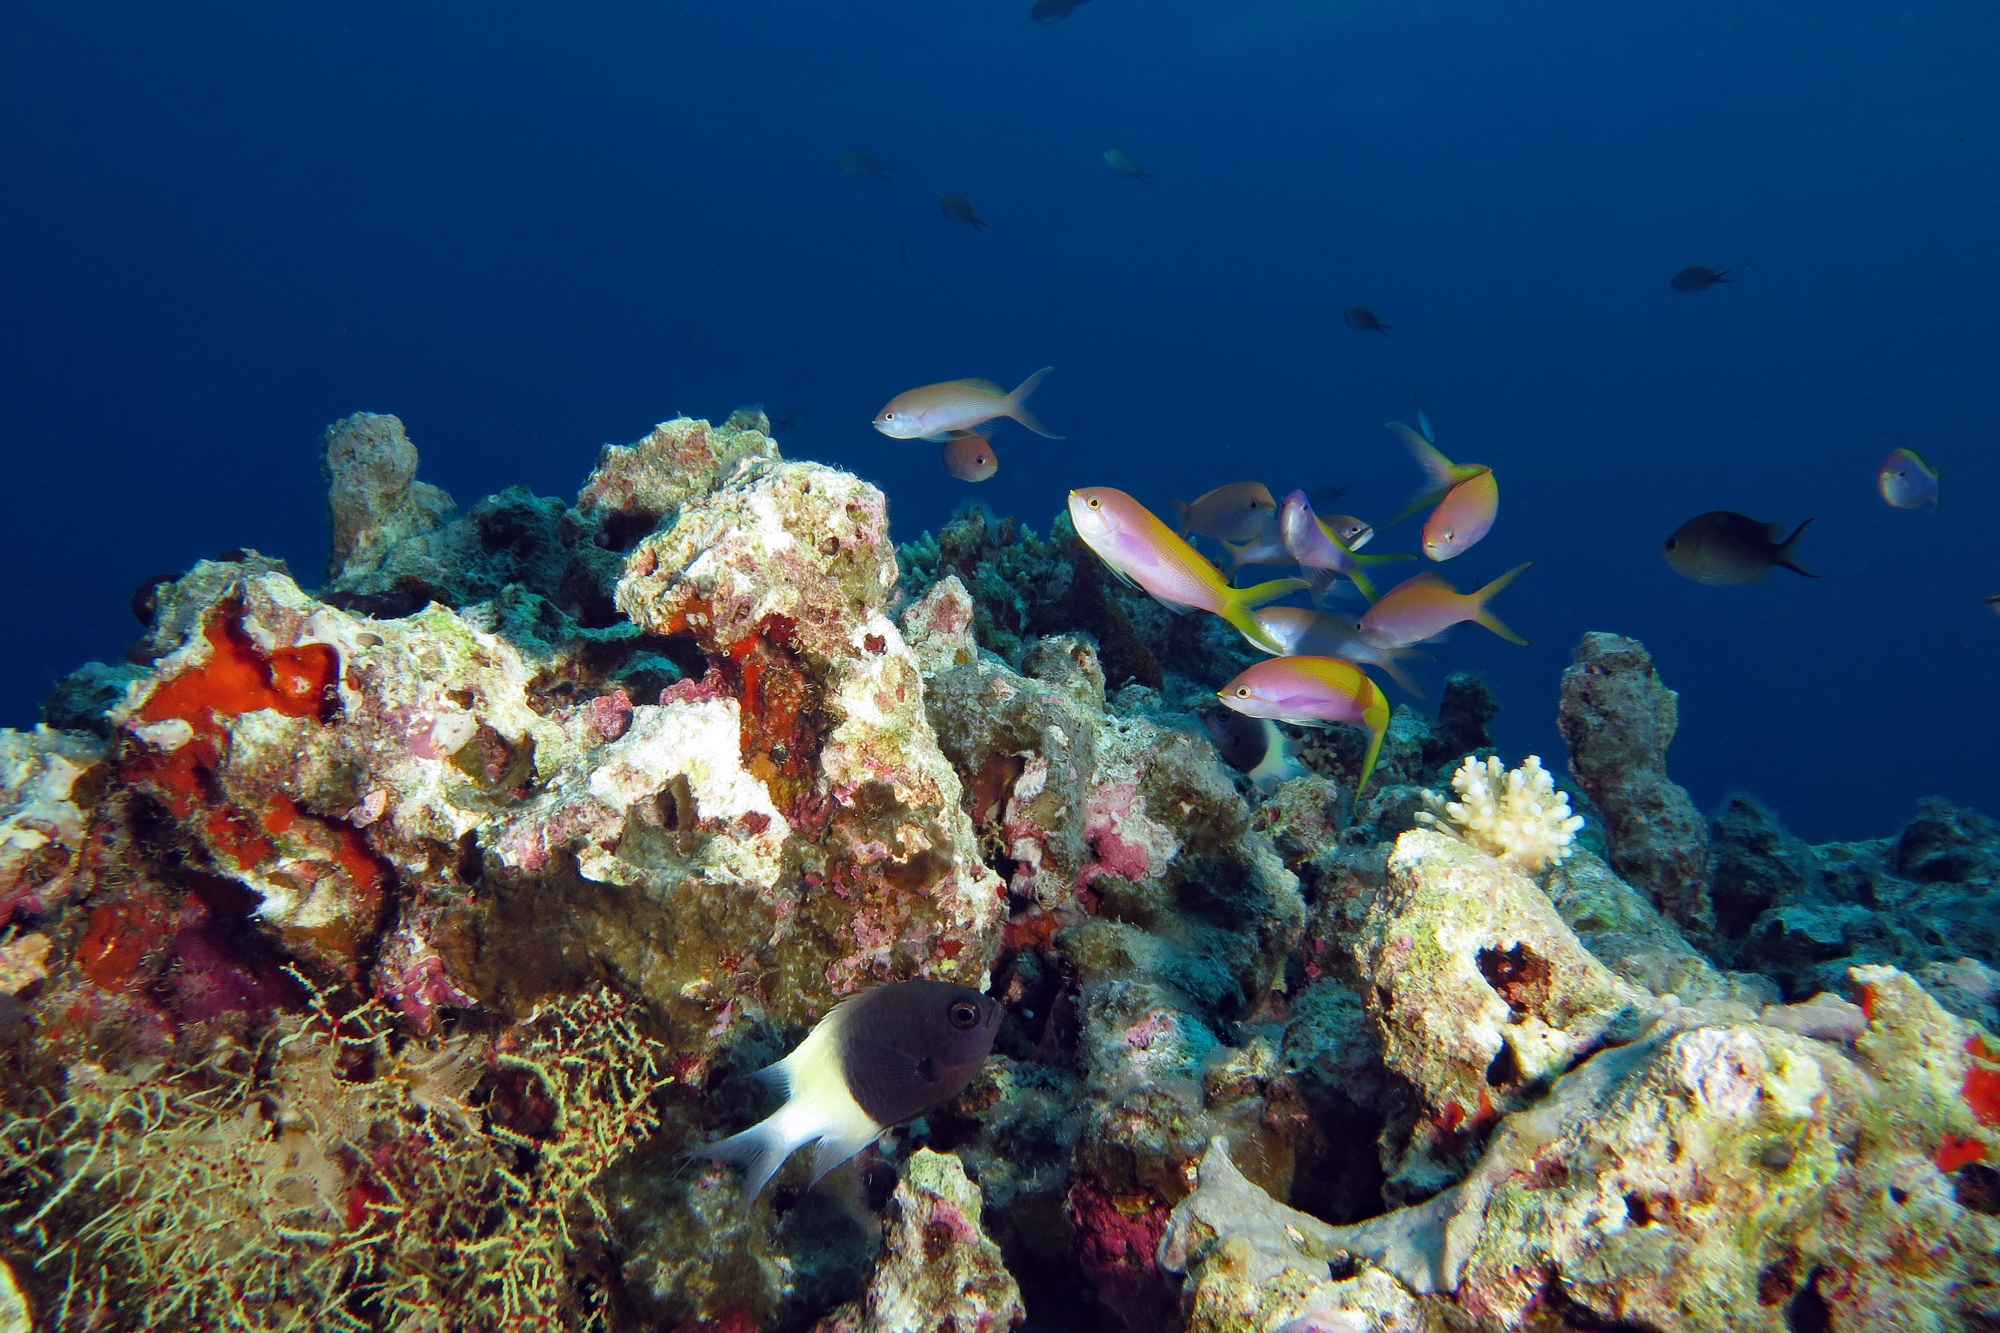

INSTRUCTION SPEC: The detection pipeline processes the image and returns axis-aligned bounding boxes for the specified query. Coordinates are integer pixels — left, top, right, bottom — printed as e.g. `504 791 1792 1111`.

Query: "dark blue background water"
4 0 1996 842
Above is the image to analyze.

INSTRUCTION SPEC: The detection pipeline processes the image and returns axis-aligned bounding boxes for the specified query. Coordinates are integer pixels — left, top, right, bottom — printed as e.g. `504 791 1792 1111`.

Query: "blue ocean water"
1 0 1995 842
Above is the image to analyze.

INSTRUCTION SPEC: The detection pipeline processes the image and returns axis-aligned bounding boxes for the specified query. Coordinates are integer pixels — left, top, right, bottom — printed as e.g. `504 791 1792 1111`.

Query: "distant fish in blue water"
1103 148 1154 181
769 409 802 436
875 369 1057 440
1663 511 1817 584
942 431 998 482
1202 707 1306 792
1877 448 1940 511
1172 481 1277 543
1032 0 1092 22
1414 391 1436 444
1671 265 1733 293
1987 592 2000 618
838 150 892 181
705 981 1002 1203
940 192 987 230
1343 305 1392 335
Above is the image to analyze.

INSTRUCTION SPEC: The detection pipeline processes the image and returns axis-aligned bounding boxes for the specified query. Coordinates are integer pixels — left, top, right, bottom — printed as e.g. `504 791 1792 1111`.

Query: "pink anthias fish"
1251 605 1429 698
1068 488 1306 655
1217 656 1390 794
941 430 998 482
1387 422 1498 560
1278 490 1413 603
874 368 1059 441
1358 565 1533 650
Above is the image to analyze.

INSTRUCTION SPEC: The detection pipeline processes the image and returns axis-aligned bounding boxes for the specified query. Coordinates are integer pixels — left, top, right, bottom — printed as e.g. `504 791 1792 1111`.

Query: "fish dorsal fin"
952 378 1004 394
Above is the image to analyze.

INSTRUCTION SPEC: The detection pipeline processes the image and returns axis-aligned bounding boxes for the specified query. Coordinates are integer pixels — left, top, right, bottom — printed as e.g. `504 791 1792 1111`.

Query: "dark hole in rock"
1486 1042 1521 1087
967 752 1026 826
1957 1163 2000 1215
1477 942 1553 1017
131 573 179 625
1889 1185 1908 1205
456 831 485 886
1624 1192 1652 1225
1786 1267 1833 1333
1757 1140 1798 1172
598 510 661 553
658 773 699 833
325 585 434 620
923 1219 956 1261
1539 1270 1668 1332
1758 1252 1799 1305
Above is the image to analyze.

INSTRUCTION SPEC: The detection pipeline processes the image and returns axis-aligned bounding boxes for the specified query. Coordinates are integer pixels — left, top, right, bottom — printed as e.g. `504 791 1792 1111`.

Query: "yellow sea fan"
1417 754 1584 873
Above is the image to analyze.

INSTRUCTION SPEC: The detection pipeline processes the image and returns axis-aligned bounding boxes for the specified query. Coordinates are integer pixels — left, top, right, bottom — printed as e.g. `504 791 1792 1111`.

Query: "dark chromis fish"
838 150 892 180
940 192 988 230
1202 708 1305 793
707 981 1001 1202
1172 481 1278 542
1069 487 1306 654
1878 448 1940 511
1343 305 1391 335
1031 0 1091 21
1671 265 1732 293
1662 512 1817 584
1218 657 1390 794
942 432 998 482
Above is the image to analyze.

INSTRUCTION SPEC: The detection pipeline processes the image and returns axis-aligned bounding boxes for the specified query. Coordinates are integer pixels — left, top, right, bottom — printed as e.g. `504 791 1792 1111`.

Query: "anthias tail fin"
1222 578 1311 654
1471 562 1533 645
1007 367 1061 438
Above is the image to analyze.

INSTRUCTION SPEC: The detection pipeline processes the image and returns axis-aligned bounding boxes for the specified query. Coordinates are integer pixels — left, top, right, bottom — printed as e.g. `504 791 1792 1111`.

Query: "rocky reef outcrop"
1 415 1996 1333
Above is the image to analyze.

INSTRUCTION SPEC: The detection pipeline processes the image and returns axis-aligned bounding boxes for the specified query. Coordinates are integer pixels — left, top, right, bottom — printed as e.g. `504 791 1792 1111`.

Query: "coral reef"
2 405 1996 1333
1414 753 1582 873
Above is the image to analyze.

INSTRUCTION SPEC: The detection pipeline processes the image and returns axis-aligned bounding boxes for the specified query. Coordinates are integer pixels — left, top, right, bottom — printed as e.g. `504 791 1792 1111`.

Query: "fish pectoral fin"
807 1128 884 1187
1148 593 1199 615
1103 563 1144 593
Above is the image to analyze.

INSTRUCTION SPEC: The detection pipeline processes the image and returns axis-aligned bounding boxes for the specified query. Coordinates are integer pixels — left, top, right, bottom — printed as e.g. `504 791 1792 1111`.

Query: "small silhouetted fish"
705 980 1002 1203
942 431 998 482
1987 592 2000 618
1662 511 1817 584
1032 0 1091 22
770 409 803 436
1343 306 1391 335
1671 265 1732 293
838 150 892 181
940 193 987 231
1103 148 1154 181
1309 484 1351 511
1877 448 1940 511
1202 708 1305 793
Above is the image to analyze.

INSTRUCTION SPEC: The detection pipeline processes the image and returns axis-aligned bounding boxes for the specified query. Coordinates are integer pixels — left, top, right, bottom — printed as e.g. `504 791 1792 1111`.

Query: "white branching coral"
1417 754 1584 873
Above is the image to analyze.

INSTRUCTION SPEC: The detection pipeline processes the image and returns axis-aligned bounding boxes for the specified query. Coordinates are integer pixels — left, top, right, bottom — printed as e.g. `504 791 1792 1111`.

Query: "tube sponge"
1417 754 1584 873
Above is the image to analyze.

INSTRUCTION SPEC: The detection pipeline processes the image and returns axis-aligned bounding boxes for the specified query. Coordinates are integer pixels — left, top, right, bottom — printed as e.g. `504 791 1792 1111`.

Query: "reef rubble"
0 423 1995 1331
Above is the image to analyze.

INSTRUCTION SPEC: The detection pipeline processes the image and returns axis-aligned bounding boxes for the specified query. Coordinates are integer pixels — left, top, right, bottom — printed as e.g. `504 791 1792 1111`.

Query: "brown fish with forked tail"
940 192 987 230
705 980 1002 1203
1662 511 1817 584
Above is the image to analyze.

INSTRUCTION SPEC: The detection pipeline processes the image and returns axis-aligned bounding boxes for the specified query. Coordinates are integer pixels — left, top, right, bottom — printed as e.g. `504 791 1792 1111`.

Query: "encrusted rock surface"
1557 631 1714 937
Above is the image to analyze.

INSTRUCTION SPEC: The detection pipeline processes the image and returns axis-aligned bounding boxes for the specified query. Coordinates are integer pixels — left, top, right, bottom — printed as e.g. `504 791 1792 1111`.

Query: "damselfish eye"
948 1000 981 1029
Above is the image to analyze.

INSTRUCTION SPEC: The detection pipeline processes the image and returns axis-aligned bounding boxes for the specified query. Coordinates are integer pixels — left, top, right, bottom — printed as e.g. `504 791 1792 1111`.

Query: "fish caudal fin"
1220 578 1311 654
1776 519 1819 578
1006 367 1061 438
1376 651 1427 700
704 1110 806 1208
1344 566 1380 604
1470 562 1534 645
1355 688 1391 795
1171 498 1192 535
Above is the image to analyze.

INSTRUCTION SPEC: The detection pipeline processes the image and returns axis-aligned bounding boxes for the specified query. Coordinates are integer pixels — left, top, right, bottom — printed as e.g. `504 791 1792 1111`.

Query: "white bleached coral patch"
1418 754 1584 873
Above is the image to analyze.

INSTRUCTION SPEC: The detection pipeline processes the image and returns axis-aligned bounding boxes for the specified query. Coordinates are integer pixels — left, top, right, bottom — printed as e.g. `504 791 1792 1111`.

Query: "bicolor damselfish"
706 980 1002 1202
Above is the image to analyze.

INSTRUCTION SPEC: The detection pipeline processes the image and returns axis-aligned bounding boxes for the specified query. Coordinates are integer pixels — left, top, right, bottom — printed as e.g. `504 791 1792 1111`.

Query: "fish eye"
1235 687 1250 697
948 1000 980 1029
1088 497 1101 508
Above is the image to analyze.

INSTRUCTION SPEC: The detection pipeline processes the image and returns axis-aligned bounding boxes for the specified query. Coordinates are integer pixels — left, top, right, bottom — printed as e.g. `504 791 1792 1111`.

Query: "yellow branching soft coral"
1417 754 1584 873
